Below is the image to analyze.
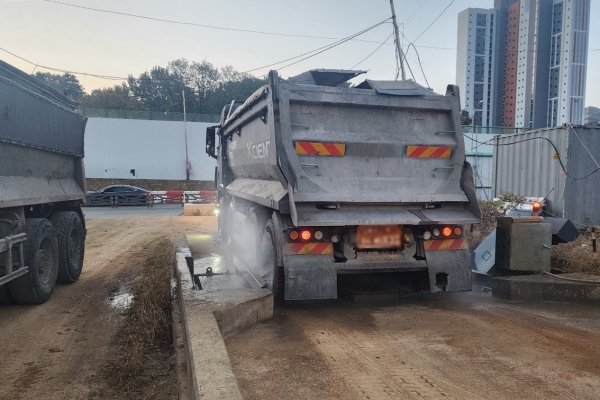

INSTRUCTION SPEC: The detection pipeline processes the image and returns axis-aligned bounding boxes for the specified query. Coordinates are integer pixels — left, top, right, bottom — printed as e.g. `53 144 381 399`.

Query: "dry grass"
467 193 526 250
552 229 600 275
103 238 176 398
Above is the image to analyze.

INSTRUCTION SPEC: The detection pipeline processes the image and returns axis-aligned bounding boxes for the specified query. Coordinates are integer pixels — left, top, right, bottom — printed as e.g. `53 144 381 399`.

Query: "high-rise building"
456 8 498 127
456 0 591 129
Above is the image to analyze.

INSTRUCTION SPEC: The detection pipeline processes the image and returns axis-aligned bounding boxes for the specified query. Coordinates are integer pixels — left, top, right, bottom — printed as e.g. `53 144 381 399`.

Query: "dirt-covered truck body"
207 69 480 300
0 59 87 304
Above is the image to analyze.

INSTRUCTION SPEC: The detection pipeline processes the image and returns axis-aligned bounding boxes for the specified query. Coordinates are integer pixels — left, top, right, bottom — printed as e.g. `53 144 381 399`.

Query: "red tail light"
300 230 312 241
532 202 541 212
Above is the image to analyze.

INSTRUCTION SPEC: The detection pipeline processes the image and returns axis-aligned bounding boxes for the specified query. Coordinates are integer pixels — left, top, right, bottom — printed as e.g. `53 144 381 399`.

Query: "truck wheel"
50 212 85 283
0 285 13 305
261 219 283 300
8 218 59 305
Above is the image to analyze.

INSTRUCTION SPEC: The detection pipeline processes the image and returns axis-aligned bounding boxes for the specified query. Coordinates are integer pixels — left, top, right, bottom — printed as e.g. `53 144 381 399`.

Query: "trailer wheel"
261 219 284 301
8 218 59 304
50 212 85 283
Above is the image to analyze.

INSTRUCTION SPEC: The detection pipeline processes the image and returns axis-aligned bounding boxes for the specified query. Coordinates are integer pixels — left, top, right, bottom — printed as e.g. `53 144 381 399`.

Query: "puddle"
195 253 225 274
108 292 134 310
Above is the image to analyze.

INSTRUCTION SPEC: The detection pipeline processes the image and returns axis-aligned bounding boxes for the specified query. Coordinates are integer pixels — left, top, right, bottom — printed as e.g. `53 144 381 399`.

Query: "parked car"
85 185 150 206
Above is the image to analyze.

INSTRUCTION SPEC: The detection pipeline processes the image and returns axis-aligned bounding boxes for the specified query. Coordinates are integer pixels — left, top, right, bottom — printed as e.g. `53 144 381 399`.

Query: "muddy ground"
3 213 600 400
227 294 600 400
0 215 215 400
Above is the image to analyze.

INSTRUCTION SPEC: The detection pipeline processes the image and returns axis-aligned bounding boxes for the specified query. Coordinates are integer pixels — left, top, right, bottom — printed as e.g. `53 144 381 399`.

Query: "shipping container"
492 125 600 227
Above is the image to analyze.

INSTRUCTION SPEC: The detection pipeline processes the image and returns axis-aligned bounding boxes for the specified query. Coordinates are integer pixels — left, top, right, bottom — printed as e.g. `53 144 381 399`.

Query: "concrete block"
496 217 552 272
183 203 216 216
492 274 600 304
172 233 274 400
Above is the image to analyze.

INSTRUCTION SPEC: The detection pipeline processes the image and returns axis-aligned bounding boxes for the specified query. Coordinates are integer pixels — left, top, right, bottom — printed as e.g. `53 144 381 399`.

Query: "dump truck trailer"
0 59 87 304
206 69 480 300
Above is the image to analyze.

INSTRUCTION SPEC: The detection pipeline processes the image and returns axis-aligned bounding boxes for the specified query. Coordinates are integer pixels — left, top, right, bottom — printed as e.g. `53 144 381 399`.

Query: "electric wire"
242 19 391 73
412 0 455 43
41 0 390 45
350 32 394 70
463 134 600 181
405 43 430 87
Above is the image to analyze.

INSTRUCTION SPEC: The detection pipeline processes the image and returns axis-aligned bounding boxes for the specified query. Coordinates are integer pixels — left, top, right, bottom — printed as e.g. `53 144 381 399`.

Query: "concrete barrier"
172 234 273 400
493 274 600 304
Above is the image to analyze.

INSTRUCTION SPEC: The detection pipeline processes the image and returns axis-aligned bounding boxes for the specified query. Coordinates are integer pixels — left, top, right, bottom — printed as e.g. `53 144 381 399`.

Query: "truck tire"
8 218 59 305
262 219 284 301
50 211 85 283
0 285 13 305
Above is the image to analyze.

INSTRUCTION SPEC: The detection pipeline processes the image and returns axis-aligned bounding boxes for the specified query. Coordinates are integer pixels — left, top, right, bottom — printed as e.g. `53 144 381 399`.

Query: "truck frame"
0 59 87 304
206 69 480 300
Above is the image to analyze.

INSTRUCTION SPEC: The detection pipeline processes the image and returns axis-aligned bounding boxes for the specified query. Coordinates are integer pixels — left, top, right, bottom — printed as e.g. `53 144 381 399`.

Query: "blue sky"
1 0 598 107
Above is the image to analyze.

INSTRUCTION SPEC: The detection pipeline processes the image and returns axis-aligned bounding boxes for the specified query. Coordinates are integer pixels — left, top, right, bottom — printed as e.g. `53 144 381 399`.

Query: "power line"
0 46 126 80
405 43 430 87
42 0 389 45
413 0 455 43
350 32 394 70
243 19 391 73
463 134 600 181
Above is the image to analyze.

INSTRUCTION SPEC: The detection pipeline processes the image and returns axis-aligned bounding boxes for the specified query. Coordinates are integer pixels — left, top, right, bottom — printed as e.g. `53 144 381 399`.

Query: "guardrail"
85 191 216 207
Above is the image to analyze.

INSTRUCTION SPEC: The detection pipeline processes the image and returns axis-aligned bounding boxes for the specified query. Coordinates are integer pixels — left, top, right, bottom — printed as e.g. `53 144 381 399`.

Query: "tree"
127 59 266 115
79 83 144 110
460 109 472 126
33 72 85 101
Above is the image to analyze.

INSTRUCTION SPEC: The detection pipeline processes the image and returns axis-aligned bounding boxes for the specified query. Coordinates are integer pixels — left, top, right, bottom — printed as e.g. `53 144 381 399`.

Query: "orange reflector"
406 146 452 159
284 243 333 255
424 239 467 251
300 230 312 241
453 226 463 236
442 227 452 237
289 230 299 240
532 202 541 212
295 141 346 156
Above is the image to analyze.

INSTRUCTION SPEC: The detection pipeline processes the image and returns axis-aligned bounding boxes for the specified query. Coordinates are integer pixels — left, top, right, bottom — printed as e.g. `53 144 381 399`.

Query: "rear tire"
8 218 59 305
0 285 13 305
261 219 284 301
50 212 85 283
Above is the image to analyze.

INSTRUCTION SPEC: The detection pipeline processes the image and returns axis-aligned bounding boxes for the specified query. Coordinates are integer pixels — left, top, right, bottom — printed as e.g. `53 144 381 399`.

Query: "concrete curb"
492 274 600 304
172 234 273 400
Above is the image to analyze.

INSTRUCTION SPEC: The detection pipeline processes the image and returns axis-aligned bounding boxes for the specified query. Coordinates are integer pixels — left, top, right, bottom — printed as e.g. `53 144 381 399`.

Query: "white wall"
84 118 216 181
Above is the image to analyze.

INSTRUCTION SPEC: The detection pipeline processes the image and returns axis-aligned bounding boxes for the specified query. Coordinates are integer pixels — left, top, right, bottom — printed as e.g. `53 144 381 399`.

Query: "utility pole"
389 0 407 81
182 89 190 181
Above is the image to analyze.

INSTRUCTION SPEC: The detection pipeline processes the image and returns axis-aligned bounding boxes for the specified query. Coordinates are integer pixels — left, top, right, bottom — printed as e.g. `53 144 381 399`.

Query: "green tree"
79 83 145 110
127 59 266 114
33 72 85 101
460 109 472 126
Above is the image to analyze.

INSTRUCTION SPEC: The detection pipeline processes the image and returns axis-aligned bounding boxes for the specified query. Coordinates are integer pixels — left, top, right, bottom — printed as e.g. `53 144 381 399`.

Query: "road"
227 288 600 399
0 215 215 400
2 214 600 400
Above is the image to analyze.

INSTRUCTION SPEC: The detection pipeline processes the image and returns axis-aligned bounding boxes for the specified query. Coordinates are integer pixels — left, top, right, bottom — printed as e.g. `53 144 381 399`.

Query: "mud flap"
425 249 472 293
283 254 337 300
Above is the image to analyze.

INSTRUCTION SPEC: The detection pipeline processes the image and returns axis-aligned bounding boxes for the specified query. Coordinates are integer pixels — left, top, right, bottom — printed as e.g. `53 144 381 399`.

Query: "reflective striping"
284 242 333 255
406 145 452 159
423 239 467 251
295 141 345 156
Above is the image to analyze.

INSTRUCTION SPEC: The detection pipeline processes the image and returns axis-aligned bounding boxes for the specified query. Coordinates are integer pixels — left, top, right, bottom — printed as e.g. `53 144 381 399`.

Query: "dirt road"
0 216 214 400
227 294 600 399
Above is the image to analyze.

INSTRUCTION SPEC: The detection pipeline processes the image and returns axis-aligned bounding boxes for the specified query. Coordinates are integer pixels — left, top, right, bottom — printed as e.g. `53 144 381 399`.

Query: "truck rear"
0 59 87 304
206 69 480 300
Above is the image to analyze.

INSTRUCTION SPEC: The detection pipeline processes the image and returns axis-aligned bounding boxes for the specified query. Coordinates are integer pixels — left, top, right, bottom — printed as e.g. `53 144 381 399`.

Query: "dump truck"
206 69 481 300
0 59 87 304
